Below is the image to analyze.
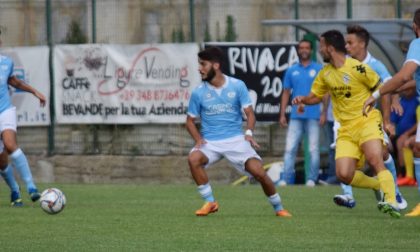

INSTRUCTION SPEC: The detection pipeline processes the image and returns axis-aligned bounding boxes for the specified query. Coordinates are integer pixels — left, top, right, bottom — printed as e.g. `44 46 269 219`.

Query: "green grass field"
0 183 419 251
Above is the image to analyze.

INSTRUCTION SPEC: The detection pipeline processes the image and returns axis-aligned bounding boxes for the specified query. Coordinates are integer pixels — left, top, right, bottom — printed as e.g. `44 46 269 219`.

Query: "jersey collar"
362 52 372 64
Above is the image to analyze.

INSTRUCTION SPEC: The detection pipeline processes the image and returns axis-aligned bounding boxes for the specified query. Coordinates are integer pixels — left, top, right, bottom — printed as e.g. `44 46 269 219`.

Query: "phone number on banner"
119 89 190 102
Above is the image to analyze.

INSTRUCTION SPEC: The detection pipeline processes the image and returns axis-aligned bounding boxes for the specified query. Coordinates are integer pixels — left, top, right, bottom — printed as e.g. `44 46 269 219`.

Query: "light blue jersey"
283 61 322 120
363 52 392 83
188 75 252 141
0 55 13 113
405 38 420 96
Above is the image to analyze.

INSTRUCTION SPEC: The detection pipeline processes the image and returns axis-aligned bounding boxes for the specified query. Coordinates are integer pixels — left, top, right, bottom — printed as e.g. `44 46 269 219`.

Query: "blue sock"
340 183 353 197
0 164 20 192
197 183 215 202
10 148 36 193
414 158 420 194
268 193 283 212
384 155 400 194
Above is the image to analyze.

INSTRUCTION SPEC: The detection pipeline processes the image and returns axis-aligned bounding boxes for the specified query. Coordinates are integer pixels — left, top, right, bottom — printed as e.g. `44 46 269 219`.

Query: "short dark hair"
347 25 370 47
414 8 420 26
298 39 312 49
321 30 346 54
198 46 224 63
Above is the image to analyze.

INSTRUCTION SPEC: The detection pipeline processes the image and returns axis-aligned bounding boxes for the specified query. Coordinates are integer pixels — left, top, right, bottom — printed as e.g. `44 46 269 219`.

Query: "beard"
202 67 216 82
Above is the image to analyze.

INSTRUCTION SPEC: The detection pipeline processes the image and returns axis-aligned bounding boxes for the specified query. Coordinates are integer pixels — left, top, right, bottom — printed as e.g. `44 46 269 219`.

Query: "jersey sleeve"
187 90 200 118
405 39 420 66
283 67 292 90
311 69 328 98
238 81 252 108
374 61 392 83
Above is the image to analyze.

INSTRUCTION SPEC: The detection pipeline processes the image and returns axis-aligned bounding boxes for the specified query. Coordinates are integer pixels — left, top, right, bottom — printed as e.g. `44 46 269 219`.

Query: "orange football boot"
276 209 292 217
195 202 219 216
397 177 416 186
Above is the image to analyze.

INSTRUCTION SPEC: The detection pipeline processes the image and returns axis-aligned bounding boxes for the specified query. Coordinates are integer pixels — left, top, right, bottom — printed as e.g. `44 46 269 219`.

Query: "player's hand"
297 104 305 114
384 122 396 138
279 115 288 127
194 138 207 149
245 135 260 149
291 96 304 105
34 91 46 107
362 96 376 117
391 101 404 116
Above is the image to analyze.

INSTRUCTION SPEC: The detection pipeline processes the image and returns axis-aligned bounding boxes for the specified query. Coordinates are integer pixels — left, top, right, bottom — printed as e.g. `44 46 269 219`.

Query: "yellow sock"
377 170 397 205
403 147 414 178
350 170 380 190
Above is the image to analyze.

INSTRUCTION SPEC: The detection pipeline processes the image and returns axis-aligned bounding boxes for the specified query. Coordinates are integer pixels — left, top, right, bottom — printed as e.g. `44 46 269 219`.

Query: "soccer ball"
40 188 66 214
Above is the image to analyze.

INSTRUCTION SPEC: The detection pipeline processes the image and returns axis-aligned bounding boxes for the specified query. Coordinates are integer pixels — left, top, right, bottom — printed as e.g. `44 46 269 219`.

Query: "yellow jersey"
311 57 382 124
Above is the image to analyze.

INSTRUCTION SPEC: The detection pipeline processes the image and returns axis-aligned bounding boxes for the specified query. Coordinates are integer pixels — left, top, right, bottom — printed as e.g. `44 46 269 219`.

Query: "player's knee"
336 169 352 184
413 143 420 157
188 153 204 168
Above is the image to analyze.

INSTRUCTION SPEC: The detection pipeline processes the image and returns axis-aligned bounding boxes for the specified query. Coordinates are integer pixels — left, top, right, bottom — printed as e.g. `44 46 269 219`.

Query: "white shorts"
416 122 420 142
190 135 262 176
0 106 17 153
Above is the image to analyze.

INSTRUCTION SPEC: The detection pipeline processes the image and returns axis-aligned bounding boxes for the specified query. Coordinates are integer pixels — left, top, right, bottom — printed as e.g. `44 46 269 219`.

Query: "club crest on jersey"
227 91 236 98
309 69 317 78
206 92 212 99
343 74 350 85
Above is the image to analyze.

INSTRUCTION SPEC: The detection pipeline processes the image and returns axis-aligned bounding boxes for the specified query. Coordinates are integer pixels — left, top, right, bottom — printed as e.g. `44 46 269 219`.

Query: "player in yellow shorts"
293 30 400 218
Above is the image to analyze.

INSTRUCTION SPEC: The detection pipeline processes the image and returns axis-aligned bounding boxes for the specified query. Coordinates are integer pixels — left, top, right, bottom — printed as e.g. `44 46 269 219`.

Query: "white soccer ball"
40 188 66 214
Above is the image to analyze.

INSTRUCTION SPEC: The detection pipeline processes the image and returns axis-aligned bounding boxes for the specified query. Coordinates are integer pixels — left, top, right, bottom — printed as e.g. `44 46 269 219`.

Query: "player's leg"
382 130 407 208
188 145 219 216
405 119 420 216
382 143 407 209
0 148 23 207
280 119 304 185
225 137 291 216
362 139 400 217
0 107 40 201
305 119 320 186
2 129 40 202
244 158 291 217
399 135 416 185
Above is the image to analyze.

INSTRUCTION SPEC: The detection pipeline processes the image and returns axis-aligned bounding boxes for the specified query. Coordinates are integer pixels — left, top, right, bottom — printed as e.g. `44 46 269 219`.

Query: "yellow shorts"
335 109 384 163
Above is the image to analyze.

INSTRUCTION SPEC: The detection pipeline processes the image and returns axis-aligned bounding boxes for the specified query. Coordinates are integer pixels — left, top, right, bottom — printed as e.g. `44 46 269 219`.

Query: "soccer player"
293 30 400 218
363 8 420 216
279 39 324 187
0 29 45 204
332 25 407 210
186 46 291 217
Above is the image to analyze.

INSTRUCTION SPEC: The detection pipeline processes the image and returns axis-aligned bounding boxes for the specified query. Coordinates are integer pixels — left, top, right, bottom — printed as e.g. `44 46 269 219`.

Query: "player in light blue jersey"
186 47 291 217
0 29 46 205
332 25 407 210
364 8 420 216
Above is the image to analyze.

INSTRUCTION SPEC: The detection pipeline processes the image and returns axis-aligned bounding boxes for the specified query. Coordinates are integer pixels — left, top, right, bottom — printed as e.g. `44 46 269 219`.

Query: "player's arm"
243 106 260 149
380 93 395 137
279 88 291 127
8 76 46 107
291 92 322 106
364 62 418 115
185 115 206 148
319 94 329 126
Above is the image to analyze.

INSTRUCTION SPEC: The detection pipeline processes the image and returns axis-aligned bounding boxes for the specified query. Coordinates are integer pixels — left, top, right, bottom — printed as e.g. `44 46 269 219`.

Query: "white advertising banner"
54 43 200 124
0 46 51 126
